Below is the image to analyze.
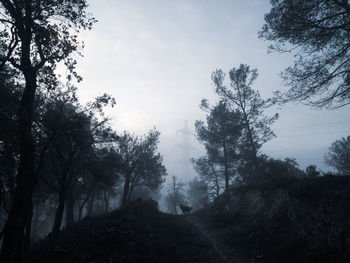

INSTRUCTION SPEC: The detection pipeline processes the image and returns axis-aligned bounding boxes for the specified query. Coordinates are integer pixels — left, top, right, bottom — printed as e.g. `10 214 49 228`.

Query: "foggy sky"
74 0 350 181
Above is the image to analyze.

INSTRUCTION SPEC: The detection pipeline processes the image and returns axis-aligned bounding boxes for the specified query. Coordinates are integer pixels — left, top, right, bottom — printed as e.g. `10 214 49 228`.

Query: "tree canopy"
325 136 350 175
195 100 242 189
0 1 96 260
211 64 278 178
260 0 350 108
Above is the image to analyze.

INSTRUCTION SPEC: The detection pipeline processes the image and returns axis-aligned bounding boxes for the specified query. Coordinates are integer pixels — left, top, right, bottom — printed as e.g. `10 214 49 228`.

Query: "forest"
0 0 350 262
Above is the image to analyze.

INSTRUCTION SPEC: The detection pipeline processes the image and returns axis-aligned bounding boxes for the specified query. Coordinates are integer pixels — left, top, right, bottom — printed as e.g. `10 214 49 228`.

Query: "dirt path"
187 214 249 263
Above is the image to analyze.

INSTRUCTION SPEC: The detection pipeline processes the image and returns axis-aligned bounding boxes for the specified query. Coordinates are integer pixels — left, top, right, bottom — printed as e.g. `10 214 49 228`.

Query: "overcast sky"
75 0 350 181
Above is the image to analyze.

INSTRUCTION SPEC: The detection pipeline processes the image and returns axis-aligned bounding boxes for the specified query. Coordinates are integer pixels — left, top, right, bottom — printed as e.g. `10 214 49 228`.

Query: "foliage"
0 0 96 86
116 129 167 207
238 155 306 184
0 1 96 259
0 68 20 223
211 64 278 179
191 156 224 199
195 100 242 189
187 177 208 210
34 88 118 233
306 165 321 178
164 176 185 215
325 136 350 175
260 0 350 108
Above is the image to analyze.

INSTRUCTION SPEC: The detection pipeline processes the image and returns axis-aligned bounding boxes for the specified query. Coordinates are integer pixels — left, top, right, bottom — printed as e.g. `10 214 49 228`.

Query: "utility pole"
176 120 193 178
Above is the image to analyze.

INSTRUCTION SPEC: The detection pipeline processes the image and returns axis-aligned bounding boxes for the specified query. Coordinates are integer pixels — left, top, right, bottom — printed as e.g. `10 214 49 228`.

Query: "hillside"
30 176 350 263
29 199 224 263
192 176 350 263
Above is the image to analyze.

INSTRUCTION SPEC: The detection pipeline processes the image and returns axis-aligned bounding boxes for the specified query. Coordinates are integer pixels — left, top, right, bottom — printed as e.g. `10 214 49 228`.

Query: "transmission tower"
176 120 194 178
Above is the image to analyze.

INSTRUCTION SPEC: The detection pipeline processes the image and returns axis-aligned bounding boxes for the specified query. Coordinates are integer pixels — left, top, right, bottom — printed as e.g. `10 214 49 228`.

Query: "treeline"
163 64 350 214
0 68 166 241
0 1 167 261
163 0 350 214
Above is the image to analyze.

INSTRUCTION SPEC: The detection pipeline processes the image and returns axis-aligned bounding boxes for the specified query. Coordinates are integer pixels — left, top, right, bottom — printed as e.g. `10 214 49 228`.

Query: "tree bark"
103 189 110 215
86 191 95 216
65 186 75 227
4 141 16 210
52 187 66 235
78 193 90 221
0 2 39 260
223 139 229 190
122 173 131 208
24 200 33 253
0 68 37 262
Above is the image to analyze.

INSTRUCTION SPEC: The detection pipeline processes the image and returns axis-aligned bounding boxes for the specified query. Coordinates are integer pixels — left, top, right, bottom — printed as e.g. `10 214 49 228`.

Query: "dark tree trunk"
173 199 177 215
30 206 41 242
103 189 109 215
52 188 66 235
86 192 95 216
242 113 257 164
65 186 74 227
122 173 131 208
24 200 33 253
4 141 16 210
223 139 229 190
78 194 90 221
0 68 37 262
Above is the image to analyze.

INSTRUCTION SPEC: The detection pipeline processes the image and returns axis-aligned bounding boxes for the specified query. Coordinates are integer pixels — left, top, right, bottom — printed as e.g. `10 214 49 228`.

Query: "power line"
176 120 194 178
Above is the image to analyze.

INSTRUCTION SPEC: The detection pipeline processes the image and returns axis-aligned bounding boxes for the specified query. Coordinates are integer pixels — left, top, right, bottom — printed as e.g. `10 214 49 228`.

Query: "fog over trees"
1 0 350 262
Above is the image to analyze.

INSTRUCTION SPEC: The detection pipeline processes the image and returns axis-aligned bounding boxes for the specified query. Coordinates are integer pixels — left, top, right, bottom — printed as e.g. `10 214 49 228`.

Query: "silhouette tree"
191 156 224 199
0 1 95 260
306 165 320 178
195 100 242 189
252 156 306 183
37 90 116 235
82 148 120 216
211 64 278 179
260 0 350 108
165 176 185 215
187 177 208 210
117 129 166 207
0 68 21 226
325 136 350 175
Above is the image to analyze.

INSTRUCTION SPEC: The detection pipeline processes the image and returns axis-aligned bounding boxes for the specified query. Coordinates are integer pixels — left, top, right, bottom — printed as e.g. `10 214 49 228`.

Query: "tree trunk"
122 173 131 208
173 199 177 215
52 188 66 235
215 174 220 198
223 139 229 190
103 189 109 215
242 113 257 163
65 186 75 227
86 192 95 216
78 194 90 221
24 200 33 253
4 141 16 210
0 68 37 262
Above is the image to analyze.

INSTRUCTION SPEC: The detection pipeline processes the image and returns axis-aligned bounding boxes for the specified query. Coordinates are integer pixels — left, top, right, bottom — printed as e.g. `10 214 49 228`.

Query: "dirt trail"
187 214 249 263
